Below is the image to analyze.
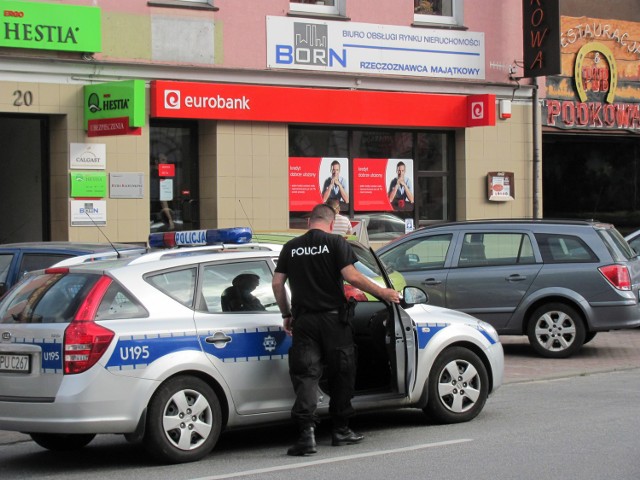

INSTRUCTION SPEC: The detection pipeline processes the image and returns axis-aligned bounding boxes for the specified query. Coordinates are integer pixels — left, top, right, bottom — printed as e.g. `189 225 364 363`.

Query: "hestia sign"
84 80 146 133
0 1 101 53
266 16 485 80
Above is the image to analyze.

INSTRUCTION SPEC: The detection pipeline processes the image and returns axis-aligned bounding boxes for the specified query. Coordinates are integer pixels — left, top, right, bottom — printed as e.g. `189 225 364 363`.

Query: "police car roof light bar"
148 228 253 249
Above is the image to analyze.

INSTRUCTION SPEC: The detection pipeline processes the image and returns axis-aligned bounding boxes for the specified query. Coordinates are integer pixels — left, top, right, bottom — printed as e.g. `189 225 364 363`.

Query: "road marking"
191 438 473 480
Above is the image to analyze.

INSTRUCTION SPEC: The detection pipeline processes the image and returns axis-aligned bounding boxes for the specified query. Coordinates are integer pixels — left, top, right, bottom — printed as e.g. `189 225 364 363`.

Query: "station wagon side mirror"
401 286 428 308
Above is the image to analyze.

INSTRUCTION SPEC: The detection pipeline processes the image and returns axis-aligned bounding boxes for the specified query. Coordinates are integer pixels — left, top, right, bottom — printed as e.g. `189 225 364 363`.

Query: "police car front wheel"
144 375 222 464
423 347 489 424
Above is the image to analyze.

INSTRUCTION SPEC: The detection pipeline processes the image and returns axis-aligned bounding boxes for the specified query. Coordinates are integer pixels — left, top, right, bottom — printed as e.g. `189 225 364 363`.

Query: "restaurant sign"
544 16 640 132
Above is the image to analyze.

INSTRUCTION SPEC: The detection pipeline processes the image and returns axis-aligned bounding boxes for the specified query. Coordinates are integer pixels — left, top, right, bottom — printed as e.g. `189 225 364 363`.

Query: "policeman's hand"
283 316 294 336
381 288 401 304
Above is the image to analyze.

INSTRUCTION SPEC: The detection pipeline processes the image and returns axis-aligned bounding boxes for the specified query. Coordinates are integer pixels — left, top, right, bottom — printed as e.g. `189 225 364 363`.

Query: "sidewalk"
1 329 639 446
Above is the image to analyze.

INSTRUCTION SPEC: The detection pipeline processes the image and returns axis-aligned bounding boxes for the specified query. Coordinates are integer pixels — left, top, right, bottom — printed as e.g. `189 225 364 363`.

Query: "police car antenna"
84 211 121 258
238 200 258 246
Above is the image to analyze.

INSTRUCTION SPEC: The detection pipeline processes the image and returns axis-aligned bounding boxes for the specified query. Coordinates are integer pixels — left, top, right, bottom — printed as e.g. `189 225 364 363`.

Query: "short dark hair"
310 203 335 224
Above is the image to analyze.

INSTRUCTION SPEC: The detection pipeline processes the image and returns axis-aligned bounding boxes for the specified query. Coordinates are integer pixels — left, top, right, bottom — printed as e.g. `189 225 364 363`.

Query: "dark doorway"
150 121 200 232
0 115 49 243
543 134 640 235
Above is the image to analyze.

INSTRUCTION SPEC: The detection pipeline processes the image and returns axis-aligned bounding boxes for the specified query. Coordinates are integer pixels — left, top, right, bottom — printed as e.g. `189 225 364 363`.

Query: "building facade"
0 0 533 245
541 0 640 234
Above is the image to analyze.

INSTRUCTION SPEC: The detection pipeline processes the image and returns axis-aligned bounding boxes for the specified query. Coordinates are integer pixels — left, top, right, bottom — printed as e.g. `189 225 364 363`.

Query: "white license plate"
0 353 31 373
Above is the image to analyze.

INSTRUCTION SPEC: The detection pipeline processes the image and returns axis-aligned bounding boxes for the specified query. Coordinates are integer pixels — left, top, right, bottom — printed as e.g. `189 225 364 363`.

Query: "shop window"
289 0 344 16
413 0 463 27
287 127 454 229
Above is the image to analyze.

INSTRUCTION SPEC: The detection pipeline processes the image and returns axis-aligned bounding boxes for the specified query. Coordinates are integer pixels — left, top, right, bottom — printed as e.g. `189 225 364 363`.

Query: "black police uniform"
275 228 358 431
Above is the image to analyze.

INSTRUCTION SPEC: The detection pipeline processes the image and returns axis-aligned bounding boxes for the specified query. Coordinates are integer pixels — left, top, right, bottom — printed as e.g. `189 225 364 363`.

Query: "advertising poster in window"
289 157 349 212
354 158 414 212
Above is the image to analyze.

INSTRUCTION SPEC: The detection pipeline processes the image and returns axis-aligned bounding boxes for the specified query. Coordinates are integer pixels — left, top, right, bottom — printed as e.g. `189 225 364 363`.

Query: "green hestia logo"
88 93 101 113
0 1 101 53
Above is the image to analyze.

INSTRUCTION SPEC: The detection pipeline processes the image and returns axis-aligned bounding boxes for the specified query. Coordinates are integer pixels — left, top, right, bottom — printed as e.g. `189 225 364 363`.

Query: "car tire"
583 332 597 345
29 433 96 451
143 375 222 464
527 303 586 358
423 347 489 424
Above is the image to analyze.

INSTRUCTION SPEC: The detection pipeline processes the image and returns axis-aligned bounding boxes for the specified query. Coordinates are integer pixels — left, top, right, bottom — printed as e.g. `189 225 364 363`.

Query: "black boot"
332 427 364 446
287 427 317 456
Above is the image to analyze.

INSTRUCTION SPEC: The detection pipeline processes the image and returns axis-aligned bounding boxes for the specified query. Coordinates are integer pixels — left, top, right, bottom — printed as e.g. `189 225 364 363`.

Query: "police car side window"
96 283 148 320
201 261 278 314
147 267 197 308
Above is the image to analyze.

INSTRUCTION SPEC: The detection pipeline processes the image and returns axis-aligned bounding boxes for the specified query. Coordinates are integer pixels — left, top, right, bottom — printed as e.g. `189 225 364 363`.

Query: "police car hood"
404 303 484 327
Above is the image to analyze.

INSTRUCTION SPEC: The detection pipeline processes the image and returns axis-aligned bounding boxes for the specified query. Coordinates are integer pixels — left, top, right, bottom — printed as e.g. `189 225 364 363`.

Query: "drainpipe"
532 77 541 219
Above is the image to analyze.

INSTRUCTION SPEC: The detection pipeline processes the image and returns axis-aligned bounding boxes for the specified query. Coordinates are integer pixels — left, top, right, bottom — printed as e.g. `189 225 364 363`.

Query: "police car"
0 228 504 464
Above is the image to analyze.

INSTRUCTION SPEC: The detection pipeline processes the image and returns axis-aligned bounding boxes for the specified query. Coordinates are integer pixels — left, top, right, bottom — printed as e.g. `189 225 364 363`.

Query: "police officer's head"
309 203 335 231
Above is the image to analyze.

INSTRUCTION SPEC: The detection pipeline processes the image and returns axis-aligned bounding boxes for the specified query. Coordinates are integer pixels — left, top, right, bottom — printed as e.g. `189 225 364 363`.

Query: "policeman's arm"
341 264 400 304
272 272 294 334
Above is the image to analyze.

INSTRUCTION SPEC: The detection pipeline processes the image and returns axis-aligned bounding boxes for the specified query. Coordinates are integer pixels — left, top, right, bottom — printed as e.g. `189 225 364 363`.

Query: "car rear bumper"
0 372 156 434
588 303 640 331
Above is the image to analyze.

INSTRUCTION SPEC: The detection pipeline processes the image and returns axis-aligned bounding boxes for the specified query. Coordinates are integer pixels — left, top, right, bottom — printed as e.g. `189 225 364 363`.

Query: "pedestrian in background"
272 203 400 456
327 199 353 236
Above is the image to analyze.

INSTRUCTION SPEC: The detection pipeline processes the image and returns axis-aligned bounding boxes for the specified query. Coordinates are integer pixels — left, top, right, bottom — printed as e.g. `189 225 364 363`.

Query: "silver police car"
0 229 503 464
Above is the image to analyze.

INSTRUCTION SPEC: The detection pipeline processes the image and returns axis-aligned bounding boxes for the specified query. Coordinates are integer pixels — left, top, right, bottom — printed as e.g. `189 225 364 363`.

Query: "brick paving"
1 329 639 446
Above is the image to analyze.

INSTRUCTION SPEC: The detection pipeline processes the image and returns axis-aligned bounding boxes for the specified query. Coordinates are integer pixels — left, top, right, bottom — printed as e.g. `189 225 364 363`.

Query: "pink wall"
48 0 526 85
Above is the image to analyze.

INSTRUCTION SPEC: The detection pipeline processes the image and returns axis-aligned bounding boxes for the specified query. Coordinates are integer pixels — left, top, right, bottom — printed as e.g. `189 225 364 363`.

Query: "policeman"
272 203 400 456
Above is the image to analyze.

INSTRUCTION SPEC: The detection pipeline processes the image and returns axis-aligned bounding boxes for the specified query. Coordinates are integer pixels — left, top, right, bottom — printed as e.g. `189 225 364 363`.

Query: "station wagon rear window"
535 234 598 263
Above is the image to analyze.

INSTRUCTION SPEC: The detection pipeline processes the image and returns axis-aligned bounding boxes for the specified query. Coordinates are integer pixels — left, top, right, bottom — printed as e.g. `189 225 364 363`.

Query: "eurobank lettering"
184 95 251 110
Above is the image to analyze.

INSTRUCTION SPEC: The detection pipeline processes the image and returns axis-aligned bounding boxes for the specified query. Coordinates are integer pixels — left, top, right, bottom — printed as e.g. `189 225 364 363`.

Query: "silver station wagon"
378 219 640 358
0 230 503 464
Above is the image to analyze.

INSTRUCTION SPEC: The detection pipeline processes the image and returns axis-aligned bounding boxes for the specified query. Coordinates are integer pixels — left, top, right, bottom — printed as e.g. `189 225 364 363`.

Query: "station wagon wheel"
144 376 222 464
423 347 488 424
29 433 96 451
527 303 586 358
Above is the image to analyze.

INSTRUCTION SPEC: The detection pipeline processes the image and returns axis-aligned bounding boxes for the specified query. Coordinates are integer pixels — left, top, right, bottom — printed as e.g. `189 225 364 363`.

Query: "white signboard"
159 178 174 201
69 143 106 170
70 200 107 226
267 16 485 80
110 172 144 199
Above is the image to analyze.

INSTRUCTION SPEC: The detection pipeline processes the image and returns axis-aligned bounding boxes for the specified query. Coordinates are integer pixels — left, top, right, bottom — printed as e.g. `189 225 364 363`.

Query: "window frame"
414 0 464 27
289 0 344 16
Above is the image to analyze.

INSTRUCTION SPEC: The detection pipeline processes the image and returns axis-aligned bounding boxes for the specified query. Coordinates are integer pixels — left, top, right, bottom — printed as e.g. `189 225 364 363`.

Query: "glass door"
150 121 199 232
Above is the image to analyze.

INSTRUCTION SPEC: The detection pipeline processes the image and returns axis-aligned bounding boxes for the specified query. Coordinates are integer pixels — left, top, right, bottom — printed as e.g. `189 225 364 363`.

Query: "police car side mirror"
401 286 428 308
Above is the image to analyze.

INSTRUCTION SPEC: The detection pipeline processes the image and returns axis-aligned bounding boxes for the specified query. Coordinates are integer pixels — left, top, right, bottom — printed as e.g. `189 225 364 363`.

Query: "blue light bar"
149 228 253 248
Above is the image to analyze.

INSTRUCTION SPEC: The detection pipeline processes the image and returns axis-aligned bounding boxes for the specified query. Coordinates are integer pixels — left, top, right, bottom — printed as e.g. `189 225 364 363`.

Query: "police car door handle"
205 332 232 344
422 278 442 286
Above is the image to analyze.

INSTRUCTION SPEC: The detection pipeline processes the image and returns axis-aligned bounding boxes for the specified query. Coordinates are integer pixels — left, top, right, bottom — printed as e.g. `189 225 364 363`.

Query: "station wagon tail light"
344 284 368 302
64 275 115 374
598 264 631 291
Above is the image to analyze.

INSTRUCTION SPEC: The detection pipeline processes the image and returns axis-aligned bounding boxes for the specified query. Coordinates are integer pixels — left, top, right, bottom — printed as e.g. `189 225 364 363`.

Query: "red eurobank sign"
150 81 495 128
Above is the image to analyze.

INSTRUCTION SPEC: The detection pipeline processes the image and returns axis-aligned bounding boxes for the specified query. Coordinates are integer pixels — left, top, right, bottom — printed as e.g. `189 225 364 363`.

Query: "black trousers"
288 311 357 430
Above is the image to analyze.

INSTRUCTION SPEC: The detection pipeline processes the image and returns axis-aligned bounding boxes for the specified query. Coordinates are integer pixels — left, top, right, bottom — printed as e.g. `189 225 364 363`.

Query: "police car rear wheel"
423 347 488 424
144 376 222 463
29 433 96 451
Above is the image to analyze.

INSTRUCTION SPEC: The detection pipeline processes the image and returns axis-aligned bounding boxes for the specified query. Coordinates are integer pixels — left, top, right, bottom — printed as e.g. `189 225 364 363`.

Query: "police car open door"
348 244 416 397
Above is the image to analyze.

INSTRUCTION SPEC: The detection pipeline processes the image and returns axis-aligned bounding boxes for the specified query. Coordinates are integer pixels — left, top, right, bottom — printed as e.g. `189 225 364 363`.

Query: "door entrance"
150 121 200 232
0 115 49 243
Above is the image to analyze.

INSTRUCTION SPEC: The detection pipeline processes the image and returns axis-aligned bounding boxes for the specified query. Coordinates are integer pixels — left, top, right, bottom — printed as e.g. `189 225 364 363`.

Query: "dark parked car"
0 242 146 296
378 219 640 358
